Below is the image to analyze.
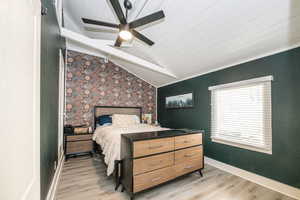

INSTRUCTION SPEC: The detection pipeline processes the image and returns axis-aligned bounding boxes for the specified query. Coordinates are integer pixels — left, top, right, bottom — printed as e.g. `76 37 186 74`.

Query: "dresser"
64 133 93 160
121 129 204 200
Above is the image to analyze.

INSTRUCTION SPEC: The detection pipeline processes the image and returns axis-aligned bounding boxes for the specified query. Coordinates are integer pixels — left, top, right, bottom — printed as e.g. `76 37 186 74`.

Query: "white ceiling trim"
66 39 106 58
90 39 133 47
158 42 300 88
60 28 176 78
66 39 159 87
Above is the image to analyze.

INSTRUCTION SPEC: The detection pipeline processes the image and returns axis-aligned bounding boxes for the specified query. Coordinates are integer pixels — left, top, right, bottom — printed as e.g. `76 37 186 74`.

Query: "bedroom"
1 0 300 200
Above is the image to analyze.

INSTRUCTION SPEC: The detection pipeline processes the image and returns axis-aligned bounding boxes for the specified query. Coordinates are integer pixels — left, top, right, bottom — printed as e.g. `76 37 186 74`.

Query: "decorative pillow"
133 115 140 124
97 115 112 126
112 114 140 126
102 123 112 127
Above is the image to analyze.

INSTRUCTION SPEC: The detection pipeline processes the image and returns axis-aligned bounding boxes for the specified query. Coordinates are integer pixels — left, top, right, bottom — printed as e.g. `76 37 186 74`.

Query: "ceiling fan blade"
109 0 127 24
114 36 122 47
132 30 154 46
129 10 165 29
82 18 119 28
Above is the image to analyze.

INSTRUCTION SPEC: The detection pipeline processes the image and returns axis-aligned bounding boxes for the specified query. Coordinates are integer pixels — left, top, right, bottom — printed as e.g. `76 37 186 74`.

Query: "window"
209 76 273 154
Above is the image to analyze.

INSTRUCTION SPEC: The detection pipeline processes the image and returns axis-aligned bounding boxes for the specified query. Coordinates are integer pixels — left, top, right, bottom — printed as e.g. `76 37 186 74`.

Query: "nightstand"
64 133 93 160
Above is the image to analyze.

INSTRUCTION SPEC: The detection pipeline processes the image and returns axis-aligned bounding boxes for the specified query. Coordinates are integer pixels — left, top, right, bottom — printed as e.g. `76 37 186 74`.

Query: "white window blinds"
209 76 273 154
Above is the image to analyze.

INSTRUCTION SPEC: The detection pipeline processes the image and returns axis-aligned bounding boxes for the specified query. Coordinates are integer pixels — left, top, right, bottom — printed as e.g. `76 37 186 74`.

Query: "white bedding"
93 124 169 176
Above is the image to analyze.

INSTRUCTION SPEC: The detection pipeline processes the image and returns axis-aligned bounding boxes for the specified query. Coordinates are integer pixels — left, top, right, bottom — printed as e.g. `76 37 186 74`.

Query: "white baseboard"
45 153 64 200
205 156 300 200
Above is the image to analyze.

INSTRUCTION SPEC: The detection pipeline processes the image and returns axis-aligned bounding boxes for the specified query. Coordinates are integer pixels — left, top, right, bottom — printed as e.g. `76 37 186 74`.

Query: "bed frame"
93 106 142 191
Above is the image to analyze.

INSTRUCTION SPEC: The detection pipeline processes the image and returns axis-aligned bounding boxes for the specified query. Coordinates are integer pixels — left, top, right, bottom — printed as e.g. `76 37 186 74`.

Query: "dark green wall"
40 1 65 199
158 47 300 188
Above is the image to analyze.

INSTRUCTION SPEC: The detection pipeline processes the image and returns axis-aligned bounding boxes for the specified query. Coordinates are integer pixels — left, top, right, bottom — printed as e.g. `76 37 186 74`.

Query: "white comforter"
93 124 169 176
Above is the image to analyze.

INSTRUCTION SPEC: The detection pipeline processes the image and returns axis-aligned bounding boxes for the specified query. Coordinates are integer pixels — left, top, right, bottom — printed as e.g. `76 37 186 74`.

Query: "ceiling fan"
82 0 165 47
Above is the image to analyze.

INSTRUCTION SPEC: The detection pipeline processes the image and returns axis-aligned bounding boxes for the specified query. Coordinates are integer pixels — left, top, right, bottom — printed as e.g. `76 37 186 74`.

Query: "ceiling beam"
60 28 176 78
96 39 132 48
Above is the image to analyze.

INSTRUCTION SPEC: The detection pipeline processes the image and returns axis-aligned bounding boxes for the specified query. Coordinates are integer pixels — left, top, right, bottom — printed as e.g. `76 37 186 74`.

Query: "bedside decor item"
142 113 152 124
166 92 194 109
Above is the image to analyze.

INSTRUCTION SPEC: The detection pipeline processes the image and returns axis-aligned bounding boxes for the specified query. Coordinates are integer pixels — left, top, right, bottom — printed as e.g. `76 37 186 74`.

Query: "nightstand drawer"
175 146 203 164
66 140 93 154
133 152 174 175
66 134 92 141
175 133 202 149
133 137 174 158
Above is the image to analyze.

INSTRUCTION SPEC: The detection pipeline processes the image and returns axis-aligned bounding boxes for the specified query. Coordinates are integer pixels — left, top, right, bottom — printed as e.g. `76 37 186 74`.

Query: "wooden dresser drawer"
133 137 174 158
66 134 92 141
175 133 202 149
66 141 93 154
133 166 174 193
133 152 174 175
174 160 203 177
175 146 203 164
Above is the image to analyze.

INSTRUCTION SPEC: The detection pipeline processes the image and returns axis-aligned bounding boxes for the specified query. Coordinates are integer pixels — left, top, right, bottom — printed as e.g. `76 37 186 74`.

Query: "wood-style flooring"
55 156 295 200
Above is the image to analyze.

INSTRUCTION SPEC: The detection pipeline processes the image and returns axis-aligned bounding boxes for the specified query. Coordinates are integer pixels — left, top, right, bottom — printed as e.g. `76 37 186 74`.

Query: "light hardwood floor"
55 156 295 200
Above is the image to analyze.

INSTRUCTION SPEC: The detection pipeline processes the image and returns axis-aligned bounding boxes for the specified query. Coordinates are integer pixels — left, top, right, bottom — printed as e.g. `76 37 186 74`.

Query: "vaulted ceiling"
63 0 300 87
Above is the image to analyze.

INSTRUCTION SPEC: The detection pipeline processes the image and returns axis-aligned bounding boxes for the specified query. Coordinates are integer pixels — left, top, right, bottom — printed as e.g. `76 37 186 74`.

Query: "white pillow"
112 114 140 126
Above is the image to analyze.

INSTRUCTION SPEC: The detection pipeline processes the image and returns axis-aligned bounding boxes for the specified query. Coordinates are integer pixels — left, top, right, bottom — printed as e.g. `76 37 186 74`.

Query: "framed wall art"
165 92 194 109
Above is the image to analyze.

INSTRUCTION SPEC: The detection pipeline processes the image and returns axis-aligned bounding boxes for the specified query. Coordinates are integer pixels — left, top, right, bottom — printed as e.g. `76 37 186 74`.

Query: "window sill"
211 138 272 155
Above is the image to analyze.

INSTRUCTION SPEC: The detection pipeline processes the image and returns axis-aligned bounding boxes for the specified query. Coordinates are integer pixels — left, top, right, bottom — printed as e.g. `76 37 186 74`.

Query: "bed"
92 106 169 190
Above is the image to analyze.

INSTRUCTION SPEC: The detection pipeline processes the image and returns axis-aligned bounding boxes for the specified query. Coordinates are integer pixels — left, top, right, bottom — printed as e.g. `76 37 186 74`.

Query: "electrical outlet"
54 161 57 171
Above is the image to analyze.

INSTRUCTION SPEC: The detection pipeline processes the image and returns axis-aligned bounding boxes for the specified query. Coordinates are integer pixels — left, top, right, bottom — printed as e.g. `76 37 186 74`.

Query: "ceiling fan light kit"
82 0 165 47
119 30 132 41
119 24 132 41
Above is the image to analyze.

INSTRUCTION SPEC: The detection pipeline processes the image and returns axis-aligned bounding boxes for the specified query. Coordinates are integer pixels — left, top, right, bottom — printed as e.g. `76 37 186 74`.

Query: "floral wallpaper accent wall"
65 50 156 126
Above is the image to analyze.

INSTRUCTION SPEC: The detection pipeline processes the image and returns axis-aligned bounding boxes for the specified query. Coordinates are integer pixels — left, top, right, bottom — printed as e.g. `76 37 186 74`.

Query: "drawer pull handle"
149 145 163 149
183 140 190 143
151 177 162 182
184 166 193 169
184 153 195 157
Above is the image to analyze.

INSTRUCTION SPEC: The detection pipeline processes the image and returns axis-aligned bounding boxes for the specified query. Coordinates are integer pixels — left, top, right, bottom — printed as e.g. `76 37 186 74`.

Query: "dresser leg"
121 185 125 192
199 169 203 177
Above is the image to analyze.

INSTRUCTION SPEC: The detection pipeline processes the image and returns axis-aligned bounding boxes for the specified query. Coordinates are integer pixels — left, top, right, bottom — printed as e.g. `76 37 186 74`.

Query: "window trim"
211 138 272 154
208 76 273 91
209 76 273 154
